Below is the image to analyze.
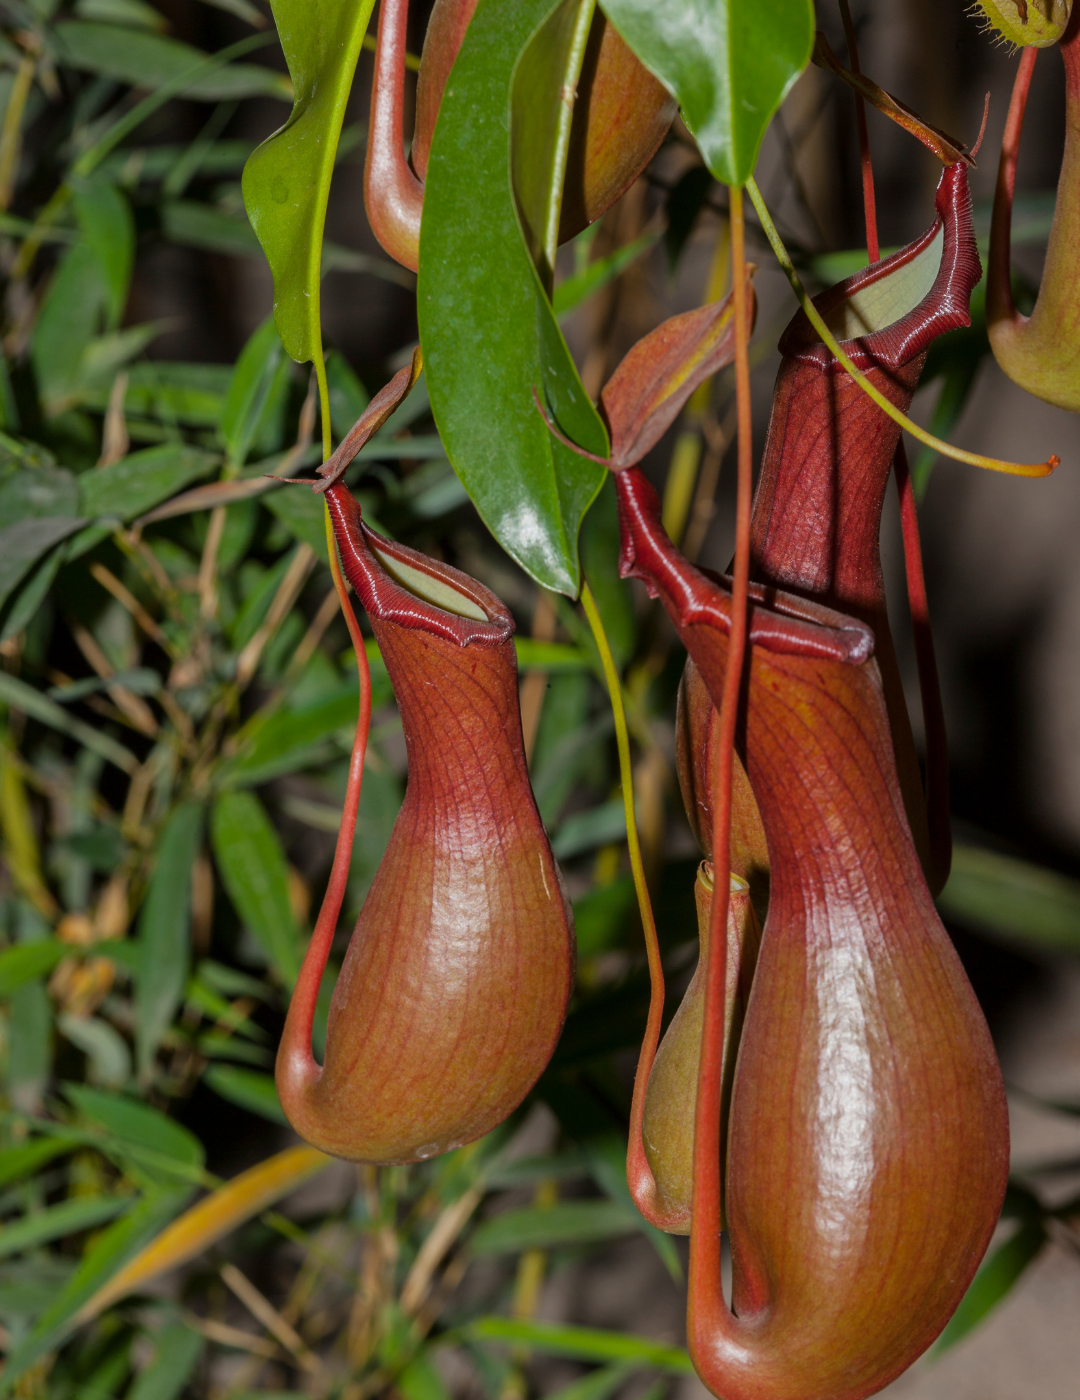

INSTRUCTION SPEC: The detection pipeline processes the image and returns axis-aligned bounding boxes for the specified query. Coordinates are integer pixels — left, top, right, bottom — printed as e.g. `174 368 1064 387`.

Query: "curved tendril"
840 4 951 888
280 365 372 1069
988 46 1038 337
688 184 754 1348
580 584 665 1211
745 176 1058 478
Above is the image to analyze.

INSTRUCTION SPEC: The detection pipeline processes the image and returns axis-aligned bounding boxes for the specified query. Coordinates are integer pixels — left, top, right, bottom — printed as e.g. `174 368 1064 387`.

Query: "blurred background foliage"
0 0 1077 1397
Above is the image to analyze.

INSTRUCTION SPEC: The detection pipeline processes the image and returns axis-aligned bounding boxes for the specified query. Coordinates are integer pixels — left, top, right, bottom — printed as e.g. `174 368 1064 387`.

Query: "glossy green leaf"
469 1200 637 1256
242 0 376 362
204 1065 287 1124
0 1194 131 1261
932 1218 1046 1354
937 844 1080 955
64 1084 205 1169
0 1186 192 1396
54 21 291 101
418 0 608 595
598 0 814 186
135 801 205 1078
210 790 301 985
0 670 138 775
127 1322 204 1400
72 177 135 330
466 1317 693 1372
511 0 596 284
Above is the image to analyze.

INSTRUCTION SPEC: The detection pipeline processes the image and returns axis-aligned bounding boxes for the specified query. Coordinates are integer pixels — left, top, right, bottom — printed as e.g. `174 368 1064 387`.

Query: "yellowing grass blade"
76 1144 330 1323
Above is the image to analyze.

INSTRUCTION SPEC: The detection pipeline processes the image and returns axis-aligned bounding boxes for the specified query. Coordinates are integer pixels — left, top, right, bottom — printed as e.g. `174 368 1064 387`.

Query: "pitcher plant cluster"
260 0 1065 1396
0 0 1080 1397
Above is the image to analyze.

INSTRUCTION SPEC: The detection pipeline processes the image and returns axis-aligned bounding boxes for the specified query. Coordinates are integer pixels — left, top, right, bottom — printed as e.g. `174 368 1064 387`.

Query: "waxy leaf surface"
243 0 376 362
418 0 607 595
598 0 813 185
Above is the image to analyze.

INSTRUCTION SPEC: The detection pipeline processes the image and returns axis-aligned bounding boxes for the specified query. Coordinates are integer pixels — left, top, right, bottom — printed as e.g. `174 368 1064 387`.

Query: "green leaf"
135 801 205 1078
0 1186 192 1396
580 476 636 668
573 878 636 958
598 0 814 186
418 0 607 595
77 444 219 525
127 1322 204 1400
546 1364 636 1400
552 799 627 860
221 681 366 787
937 844 1080 955
0 460 79 520
0 1194 132 1261
464 1318 693 1372
0 1138 77 1191
397 1349 452 1400
513 638 593 672
58 1013 132 1088
219 316 287 467
54 21 291 101
63 1084 205 1170
29 241 109 413
582 1136 682 1282
554 228 660 315
72 177 135 330
160 199 260 258
242 0 376 362
326 349 369 439
263 485 331 555
469 1200 638 1256
81 361 232 427
0 518 86 614
0 670 138 774
202 1065 287 1124
932 1219 1046 1354
0 939 68 996
210 790 301 985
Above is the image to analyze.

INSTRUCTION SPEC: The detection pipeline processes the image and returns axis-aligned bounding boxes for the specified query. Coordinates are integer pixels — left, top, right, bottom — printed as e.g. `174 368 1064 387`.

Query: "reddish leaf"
601 274 755 469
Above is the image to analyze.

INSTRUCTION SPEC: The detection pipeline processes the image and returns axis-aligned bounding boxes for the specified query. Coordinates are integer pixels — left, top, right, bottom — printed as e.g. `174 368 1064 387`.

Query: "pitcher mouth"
778 161 982 373
325 482 514 647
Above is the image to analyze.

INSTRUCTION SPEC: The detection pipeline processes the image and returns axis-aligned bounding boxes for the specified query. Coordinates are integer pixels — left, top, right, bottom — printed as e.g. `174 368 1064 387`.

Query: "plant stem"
838 0 879 262
689 183 753 1334
580 582 664 1160
894 440 951 889
745 176 1057 478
